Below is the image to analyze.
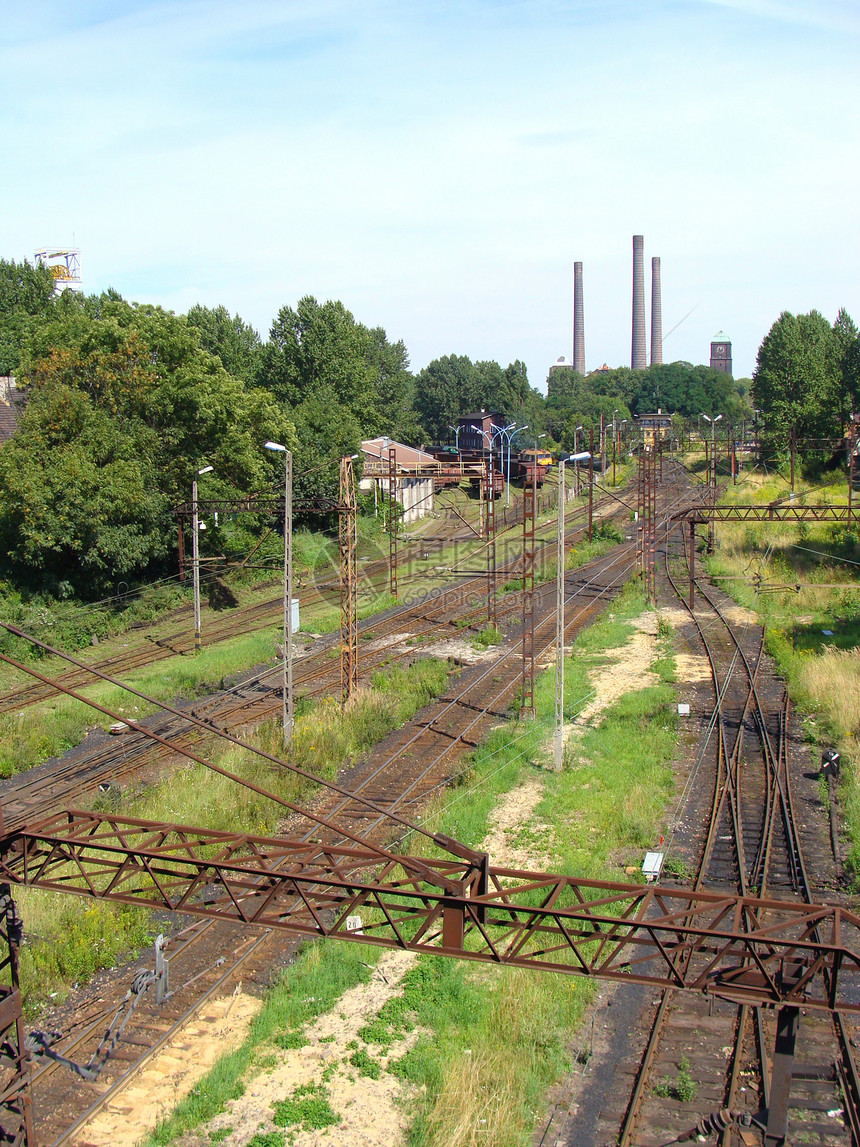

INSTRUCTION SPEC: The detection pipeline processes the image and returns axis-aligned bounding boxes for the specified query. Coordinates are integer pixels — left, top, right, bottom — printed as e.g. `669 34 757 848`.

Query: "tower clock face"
715 346 725 357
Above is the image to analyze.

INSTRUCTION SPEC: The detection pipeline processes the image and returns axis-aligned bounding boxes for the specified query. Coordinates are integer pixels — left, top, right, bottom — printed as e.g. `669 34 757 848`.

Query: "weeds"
271 1082 339 1131
654 1056 698 1103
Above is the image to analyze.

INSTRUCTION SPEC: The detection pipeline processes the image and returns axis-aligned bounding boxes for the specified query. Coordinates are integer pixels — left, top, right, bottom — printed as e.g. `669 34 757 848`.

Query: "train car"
467 467 504 498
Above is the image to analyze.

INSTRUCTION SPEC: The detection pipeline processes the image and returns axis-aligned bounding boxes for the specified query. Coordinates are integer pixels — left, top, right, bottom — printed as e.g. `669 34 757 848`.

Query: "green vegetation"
654 1056 698 1103
17 657 451 1012
271 1081 339 1131
753 307 859 454
704 469 860 878
142 579 679 1147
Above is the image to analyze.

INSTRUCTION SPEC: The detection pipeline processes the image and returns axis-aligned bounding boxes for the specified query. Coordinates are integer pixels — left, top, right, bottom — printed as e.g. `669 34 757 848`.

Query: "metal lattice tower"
519 461 536 719
339 457 358 703
485 458 497 626
0 883 33 1147
387 447 398 599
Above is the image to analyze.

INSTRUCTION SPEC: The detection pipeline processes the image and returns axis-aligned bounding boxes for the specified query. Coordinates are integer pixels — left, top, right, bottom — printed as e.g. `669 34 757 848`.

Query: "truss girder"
4 811 860 1014
675 505 860 524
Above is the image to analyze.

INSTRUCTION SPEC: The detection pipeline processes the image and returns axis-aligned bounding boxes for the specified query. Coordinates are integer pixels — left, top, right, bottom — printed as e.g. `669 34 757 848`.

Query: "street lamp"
491 422 521 506
265 440 293 749
192 465 214 653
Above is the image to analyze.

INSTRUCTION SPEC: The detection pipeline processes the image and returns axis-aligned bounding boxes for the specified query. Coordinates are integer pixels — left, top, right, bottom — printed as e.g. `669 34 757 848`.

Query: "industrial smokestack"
650 256 663 365
631 235 646 370
573 261 585 374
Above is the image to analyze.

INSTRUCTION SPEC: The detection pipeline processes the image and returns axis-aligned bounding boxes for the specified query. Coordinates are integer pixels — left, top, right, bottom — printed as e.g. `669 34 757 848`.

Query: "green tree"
260 296 417 445
0 258 56 375
186 303 263 385
752 310 839 449
0 292 294 592
832 308 859 430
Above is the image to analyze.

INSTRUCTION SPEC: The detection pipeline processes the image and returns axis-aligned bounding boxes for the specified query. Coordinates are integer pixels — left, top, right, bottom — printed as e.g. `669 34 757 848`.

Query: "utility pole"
265 442 293 748
192 465 213 653
554 458 565 771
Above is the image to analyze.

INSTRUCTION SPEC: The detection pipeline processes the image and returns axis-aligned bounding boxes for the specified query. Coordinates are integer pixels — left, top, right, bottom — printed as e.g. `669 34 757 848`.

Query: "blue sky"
2 0 858 387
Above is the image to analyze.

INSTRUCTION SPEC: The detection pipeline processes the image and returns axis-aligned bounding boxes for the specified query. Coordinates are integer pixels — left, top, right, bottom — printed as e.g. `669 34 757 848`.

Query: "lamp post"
491 422 521 506
448 424 465 471
573 425 584 494
265 441 293 748
192 465 214 653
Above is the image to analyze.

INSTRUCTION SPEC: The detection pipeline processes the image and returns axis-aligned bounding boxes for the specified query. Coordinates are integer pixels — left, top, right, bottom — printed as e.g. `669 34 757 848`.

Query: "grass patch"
19 657 451 1012
272 1081 339 1130
702 468 860 881
142 575 680 1147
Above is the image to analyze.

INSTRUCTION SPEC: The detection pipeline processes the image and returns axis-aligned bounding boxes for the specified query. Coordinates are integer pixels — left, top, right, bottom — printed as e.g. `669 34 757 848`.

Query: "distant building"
636 410 672 449
710 332 732 375
0 378 23 445
360 437 437 523
457 411 505 453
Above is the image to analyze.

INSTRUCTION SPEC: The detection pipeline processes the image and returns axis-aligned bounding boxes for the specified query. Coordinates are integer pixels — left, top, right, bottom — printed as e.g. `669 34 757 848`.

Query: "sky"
2 0 859 388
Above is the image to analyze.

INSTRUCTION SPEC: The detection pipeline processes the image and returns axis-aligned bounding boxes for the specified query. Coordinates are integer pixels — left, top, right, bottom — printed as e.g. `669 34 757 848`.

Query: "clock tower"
710 331 732 375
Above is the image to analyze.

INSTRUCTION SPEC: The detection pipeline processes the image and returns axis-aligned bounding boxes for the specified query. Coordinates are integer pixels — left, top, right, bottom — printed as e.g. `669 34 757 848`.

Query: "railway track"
12 521 638 1143
0 483 613 720
0 490 629 832
591 513 860 1146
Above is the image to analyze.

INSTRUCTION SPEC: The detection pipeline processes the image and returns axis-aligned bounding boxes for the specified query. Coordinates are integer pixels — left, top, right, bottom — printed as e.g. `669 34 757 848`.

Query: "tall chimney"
650 256 663 365
631 235 646 370
573 261 585 374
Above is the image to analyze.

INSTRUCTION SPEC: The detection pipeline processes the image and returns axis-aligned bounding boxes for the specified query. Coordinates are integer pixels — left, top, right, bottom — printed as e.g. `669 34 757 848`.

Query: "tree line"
2 256 841 599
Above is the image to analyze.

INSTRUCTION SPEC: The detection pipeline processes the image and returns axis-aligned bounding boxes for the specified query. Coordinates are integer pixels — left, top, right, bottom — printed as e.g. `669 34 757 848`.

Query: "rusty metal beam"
388 446 398 600
674 505 860 524
4 810 860 1015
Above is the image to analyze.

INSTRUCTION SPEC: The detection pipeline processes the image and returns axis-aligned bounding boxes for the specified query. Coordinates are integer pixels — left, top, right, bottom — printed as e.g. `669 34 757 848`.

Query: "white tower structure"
34 248 82 294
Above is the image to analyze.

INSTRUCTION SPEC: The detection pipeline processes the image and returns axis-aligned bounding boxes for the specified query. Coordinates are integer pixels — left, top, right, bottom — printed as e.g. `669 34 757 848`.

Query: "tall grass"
17 657 451 1012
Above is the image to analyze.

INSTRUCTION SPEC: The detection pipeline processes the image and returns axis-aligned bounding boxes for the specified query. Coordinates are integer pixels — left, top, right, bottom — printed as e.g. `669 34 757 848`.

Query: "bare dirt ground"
79 990 263 1147
76 608 656 1147
567 610 659 740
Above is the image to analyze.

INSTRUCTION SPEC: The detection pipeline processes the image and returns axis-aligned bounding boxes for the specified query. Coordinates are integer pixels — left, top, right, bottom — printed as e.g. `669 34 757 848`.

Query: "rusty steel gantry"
5 802 860 1144
484 458 497 628
339 456 358 703
519 452 536 719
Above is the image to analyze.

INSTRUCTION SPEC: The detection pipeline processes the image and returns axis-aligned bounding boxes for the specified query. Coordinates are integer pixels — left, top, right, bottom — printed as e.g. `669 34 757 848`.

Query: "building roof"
458 411 503 423
711 331 731 343
361 438 438 467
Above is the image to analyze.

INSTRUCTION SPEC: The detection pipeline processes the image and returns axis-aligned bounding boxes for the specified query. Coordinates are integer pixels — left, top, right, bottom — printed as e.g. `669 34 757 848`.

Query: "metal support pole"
485 458 497 627
340 457 358 703
178 519 186 584
0 884 34 1147
192 477 201 653
283 450 293 747
154 933 168 1005
764 1006 800 1146
388 447 398 599
790 426 796 493
554 460 565 771
689 518 695 609
520 453 536 720
588 430 594 542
